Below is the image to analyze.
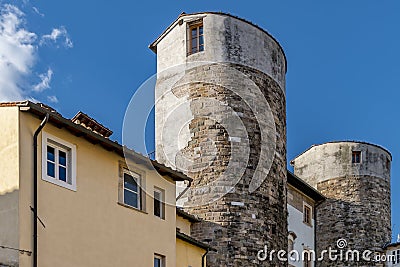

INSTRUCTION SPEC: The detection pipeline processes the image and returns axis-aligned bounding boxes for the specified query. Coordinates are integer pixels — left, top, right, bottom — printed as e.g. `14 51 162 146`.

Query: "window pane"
154 258 161 267
59 151 67 166
199 26 203 34
124 173 138 192
199 44 204 52
47 146 55 162
154 198 161 217
352 151 361 163
199 35 204 46
304 207 311 224
154 191 161 200
59 166 67 182
124 190 138 208
47 162 55 177
192 38 197 51
191 28 197 38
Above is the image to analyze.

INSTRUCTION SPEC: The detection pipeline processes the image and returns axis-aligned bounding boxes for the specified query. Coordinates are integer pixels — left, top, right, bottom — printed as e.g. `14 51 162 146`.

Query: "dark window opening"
154 188 165 219
303 205 312 225
303 251 312 267
352 151 361 164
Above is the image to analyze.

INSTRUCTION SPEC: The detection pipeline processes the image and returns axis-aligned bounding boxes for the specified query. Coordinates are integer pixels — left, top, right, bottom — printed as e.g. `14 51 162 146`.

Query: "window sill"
303 221 313 228
154 215 166 221
117 202 147 214
186 50 205 57
42 176 77 192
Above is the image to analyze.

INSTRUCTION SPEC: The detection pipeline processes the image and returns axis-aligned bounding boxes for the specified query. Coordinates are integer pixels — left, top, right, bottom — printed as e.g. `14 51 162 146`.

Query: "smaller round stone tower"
291 141 392 266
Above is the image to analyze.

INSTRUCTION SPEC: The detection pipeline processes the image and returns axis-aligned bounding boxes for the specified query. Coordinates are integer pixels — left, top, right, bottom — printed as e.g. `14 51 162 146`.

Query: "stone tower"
150 12 288 266
292 141 392 266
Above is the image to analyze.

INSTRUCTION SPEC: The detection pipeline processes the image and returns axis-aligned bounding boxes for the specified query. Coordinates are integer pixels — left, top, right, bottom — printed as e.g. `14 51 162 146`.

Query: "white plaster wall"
287 204 315 267
155 13 286 91
154 13 286 171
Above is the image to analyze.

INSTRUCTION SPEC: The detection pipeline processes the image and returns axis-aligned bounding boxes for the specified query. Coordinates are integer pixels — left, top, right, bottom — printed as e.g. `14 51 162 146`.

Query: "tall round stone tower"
292 141 392 266
150 12 287 266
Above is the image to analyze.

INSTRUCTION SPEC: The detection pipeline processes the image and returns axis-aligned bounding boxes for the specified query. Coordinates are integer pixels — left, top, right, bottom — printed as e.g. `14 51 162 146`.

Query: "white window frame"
42 132 77 191
123 169 141 210
154 187 165 219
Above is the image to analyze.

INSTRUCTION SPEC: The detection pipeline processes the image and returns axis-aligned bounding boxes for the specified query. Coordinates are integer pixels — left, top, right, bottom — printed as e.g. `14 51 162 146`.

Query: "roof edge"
383 242 400 249
176 230 216 251
9 101 191 183
291 140 392 164
176 207 201 222
287 170 326 202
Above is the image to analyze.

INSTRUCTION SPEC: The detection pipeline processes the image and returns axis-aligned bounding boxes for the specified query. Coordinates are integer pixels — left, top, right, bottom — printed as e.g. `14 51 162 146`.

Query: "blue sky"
1 1 399 241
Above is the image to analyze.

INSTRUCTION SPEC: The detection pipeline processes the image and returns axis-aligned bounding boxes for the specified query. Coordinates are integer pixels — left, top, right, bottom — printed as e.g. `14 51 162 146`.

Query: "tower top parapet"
149 12 287 91
292 141 392 187
149 11 287 69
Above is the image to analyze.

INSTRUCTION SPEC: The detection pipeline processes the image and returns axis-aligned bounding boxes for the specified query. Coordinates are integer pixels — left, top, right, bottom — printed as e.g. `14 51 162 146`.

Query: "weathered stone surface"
178 63 287 267
293 142 392 267
154 12 288 266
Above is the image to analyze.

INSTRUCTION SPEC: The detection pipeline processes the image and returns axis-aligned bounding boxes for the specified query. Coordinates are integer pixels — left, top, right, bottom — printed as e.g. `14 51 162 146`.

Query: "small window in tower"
352 151 361 164
187 21 204 56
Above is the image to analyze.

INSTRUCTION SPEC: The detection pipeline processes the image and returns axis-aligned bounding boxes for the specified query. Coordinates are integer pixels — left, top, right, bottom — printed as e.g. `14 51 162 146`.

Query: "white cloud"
33 68 53 92
47 95 58 103
0 4 37 101
0 4 72 104
40 26 73 48
32 6 44 17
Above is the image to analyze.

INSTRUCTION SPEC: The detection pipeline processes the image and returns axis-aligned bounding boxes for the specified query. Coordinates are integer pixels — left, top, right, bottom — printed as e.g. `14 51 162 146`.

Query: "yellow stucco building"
0 101 211 267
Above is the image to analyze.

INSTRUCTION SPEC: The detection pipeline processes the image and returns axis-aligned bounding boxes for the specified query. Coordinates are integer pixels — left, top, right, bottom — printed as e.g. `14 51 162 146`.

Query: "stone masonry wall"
154 12 288 267
293 142 392 267
177 63 287 266
316 175 391 267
